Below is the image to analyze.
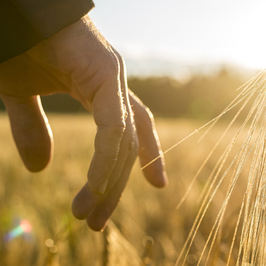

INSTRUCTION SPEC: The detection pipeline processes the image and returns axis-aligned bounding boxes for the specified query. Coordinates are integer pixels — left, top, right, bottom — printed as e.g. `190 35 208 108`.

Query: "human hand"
0 15 167 231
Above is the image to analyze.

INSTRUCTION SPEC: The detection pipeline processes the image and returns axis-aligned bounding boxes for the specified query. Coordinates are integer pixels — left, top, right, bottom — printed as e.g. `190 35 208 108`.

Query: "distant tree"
41 94 86 113
128 68 248 119
0 67 250 119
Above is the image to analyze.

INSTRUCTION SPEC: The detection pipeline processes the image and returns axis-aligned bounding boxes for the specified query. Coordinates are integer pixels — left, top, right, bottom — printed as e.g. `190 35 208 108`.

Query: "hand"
0 15 168 231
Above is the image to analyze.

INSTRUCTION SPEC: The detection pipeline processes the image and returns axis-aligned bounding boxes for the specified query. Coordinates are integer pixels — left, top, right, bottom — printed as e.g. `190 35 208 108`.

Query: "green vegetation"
128 68 250 120
0 68 251 120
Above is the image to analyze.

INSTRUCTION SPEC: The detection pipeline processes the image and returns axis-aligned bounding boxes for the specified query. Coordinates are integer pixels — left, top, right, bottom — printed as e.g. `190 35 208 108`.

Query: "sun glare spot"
45 238 54 248
20 219 32 233
5 219 32 241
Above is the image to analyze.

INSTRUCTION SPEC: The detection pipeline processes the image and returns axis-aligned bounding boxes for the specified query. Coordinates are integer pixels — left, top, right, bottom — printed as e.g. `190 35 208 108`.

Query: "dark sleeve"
0 0 94 63
10 0 95 38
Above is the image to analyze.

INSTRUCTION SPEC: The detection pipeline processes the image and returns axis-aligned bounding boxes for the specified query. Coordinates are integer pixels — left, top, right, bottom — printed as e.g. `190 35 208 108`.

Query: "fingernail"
162 171 169 187
100 223 107 232
98 179 108 194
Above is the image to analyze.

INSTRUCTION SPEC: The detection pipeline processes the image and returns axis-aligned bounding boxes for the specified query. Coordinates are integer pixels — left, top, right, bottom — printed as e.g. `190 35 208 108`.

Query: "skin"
0 15 168 231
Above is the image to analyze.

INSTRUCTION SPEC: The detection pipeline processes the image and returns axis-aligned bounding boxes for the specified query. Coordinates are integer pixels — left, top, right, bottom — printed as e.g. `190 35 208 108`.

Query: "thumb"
1 94 53 172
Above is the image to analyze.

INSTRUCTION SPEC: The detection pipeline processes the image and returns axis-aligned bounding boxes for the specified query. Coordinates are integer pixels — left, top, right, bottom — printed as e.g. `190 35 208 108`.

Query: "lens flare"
5 219 32 241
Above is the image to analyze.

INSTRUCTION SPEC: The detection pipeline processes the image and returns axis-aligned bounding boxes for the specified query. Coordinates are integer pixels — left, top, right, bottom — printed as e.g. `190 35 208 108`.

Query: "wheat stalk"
165 69 266 265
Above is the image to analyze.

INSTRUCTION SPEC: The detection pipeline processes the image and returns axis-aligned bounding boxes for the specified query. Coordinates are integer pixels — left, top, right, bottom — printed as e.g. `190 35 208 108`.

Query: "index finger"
87 68 126 194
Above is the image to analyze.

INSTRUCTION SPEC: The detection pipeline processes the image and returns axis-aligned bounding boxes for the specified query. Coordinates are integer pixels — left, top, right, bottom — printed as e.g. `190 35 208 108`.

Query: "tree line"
0 68 253 120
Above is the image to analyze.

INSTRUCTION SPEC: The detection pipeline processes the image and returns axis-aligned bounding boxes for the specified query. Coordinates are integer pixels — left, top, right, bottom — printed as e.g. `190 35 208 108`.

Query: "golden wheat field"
0 94 259 266
2 68 266 266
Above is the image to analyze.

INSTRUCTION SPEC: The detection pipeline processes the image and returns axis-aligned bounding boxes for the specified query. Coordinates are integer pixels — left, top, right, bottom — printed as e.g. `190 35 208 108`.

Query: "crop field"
0 102 257 266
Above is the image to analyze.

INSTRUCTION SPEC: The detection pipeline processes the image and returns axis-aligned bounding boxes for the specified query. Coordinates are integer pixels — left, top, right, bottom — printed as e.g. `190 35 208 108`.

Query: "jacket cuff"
10 0 95 38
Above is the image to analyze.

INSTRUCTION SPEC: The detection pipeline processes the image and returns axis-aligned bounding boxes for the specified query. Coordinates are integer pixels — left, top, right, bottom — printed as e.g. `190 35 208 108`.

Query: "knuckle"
71 50 120 87
130 136 139 156
97 150 119 167
112 125 126 137
100 55 119 78
95 125 125 154
123 126 139 155
113 51 124 67
112 49 127 74
99 53 120 83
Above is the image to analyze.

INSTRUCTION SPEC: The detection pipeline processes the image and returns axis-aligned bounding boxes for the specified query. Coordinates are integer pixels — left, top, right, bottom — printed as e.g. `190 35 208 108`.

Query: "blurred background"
89 0 266 78
1 0 265 117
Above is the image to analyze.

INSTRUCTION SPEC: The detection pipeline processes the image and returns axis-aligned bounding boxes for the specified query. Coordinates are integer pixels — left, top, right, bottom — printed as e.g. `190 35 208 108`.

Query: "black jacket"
0 0 95 63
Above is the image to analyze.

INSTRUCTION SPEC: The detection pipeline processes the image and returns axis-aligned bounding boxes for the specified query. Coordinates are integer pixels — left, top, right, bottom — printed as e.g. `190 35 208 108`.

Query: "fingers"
72 132 137 222
86 152 135 231
28 17 130 194
72 48 138 226
72 148 136 231
20 16 166 231
72 182 99 219
129 91 168 188
0 94 53 172
109 48 167 187
87 72 127 194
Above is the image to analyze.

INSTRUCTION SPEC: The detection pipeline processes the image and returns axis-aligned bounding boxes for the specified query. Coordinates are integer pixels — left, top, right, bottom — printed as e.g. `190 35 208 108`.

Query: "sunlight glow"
90 0 266 73
5 219 32 241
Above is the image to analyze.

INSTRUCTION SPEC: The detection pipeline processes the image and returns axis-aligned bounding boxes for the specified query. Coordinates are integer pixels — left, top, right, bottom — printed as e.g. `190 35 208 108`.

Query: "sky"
90 0 266 75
